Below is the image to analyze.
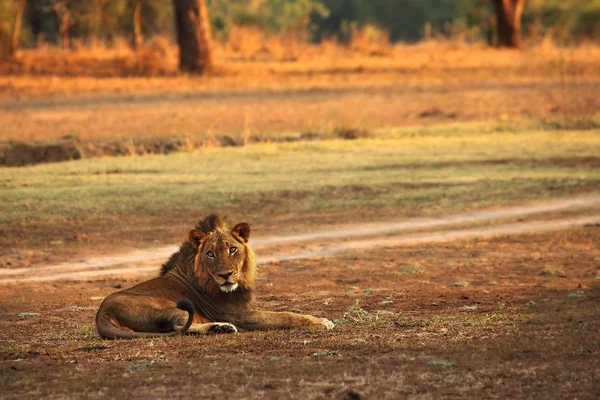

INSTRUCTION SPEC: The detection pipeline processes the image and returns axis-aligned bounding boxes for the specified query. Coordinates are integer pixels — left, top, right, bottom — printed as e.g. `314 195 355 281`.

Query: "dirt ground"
1 225 598 399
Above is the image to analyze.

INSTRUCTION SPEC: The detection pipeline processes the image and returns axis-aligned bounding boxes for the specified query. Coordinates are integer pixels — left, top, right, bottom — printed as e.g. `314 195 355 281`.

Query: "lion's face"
189 223 251 293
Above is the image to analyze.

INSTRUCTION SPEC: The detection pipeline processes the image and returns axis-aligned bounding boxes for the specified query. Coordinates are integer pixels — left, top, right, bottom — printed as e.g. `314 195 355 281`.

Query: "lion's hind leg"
96 295 194 339
153 304 193 333
187 322 238 335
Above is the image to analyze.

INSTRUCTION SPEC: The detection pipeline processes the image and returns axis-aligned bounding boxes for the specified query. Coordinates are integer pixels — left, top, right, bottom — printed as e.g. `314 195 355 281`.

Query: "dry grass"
0 37 598 145
1 83 598 143
1 38 599 98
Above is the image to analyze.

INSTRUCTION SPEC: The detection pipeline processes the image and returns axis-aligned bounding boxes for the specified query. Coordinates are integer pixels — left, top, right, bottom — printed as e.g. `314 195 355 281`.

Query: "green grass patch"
124 364 152 372
18 312 41 318
1 125 599 250
427 359 455 367
312 350 340 357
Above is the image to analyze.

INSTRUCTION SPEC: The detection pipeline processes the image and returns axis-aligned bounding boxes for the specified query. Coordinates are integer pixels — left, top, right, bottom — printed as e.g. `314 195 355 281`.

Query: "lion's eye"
206 251 215 258
229 246 237 254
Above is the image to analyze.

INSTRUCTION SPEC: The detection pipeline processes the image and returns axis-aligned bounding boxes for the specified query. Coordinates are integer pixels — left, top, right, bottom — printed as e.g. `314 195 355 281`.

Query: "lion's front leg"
187 322 238 335
234 310 334 331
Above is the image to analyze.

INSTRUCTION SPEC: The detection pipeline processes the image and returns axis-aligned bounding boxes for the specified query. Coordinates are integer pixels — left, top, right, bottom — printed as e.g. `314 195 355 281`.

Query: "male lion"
95 214 334 339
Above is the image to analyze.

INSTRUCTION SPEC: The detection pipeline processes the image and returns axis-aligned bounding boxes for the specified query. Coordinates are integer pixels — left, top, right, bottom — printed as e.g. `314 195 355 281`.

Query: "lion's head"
188 221 256 293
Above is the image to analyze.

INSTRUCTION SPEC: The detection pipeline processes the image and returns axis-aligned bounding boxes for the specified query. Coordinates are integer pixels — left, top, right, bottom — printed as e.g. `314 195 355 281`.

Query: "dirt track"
2 194 598 284
3 81 597 112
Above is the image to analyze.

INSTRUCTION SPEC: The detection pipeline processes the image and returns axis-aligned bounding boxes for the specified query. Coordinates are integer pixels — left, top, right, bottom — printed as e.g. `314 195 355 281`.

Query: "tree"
9 0 26 56
493 0 525 48
51 1 72 49
172 0 213 73
132 0 142 49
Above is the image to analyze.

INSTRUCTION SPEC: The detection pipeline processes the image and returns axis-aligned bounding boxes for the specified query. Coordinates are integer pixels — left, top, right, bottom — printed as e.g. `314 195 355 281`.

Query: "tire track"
1 194 599 284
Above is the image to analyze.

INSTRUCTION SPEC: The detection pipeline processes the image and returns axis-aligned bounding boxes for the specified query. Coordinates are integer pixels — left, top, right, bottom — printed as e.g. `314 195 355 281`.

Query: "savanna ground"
1 41 600 398
1 228 599 398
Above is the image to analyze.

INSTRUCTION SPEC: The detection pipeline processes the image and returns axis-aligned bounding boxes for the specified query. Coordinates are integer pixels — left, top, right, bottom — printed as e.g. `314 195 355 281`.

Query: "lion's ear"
188 230 206 247
231 222 251 243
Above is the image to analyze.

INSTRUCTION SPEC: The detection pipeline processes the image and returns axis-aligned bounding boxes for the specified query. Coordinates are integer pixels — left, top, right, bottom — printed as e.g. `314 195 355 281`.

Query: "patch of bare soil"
0 227 598 398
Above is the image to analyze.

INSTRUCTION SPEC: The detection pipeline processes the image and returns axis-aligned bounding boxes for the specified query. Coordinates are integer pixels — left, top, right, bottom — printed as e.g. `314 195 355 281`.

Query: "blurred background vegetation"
1 0 598 53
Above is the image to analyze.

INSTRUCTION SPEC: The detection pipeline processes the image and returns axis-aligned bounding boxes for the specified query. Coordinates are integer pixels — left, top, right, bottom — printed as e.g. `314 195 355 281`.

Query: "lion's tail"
96 299 194 340
173 299 195 333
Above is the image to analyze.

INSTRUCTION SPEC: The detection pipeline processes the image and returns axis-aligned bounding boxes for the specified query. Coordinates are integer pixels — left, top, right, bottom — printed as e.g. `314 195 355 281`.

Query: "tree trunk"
92 0 107 44
133 0 143 50
9 0 27 56
52 2 72 49
493 0 525 48
172 0 213 73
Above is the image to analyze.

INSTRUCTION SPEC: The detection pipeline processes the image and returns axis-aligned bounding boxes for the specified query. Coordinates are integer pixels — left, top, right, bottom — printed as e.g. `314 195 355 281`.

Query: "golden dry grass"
0 38 598 143
1 37 599 99
1 83 598 143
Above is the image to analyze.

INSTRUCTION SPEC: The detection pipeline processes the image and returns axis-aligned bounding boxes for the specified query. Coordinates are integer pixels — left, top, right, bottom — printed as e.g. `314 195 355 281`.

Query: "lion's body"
95 214 333 339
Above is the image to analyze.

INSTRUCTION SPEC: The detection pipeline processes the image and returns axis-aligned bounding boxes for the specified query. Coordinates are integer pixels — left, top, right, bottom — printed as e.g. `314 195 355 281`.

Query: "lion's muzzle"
220 282 239 292
214 271 239 292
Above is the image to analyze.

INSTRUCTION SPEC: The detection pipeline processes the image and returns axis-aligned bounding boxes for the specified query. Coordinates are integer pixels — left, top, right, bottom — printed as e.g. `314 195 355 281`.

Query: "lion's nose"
218 271 233 280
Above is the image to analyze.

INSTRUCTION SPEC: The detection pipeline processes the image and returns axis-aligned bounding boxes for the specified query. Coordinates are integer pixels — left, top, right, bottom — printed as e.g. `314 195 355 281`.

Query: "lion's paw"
317 318 335 330
209 322 238 335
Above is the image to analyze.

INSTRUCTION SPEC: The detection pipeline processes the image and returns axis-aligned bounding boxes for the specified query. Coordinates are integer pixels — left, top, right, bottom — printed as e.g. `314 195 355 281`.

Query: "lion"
95 214 334 339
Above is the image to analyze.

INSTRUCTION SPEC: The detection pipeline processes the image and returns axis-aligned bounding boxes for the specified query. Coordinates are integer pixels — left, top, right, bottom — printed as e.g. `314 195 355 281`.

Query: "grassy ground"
1 123 599 267
3 40 600 91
